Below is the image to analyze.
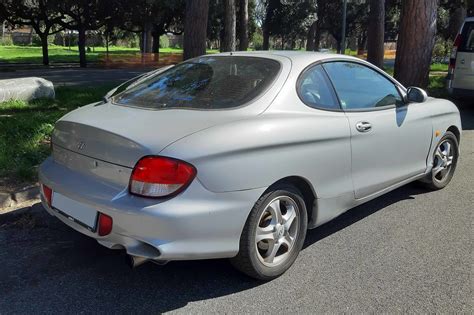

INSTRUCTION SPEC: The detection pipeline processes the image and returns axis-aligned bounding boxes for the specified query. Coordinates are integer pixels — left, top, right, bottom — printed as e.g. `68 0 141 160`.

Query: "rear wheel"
420 131 459 190
231 184 307 280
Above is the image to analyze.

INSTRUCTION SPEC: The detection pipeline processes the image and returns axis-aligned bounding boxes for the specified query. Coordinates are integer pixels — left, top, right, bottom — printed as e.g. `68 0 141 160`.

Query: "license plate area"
52 192 98 232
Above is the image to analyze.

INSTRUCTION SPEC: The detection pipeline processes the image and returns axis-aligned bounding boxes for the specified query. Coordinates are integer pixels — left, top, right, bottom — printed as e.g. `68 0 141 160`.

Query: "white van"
448 17 474 98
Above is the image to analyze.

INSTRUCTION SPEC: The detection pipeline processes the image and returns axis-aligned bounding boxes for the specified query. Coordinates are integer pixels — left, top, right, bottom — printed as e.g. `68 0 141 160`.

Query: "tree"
57 0 112 67
394 0 438 88
262 0 316 50
367 0 385 68
438 0 466 41
120 0 184 59
262 0 278 50
183 0 209 60
313 0 368 53
0 0 63 65
222 0 236 51
306 20 317 51
239 0 249 50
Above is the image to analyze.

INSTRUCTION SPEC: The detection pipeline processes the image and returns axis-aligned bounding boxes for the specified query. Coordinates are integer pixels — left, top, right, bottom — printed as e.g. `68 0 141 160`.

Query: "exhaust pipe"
126 255 149 268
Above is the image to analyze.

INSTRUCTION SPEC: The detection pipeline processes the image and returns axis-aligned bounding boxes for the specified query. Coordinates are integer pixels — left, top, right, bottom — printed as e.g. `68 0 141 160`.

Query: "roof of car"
466 17 474 22
209 50 359 63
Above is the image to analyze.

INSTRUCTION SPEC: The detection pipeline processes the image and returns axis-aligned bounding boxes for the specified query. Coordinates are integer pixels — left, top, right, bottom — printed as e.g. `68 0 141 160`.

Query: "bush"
159 35 169 48
0 35 13 46
432 37 452 63
31 34 54 46
252 32 263 50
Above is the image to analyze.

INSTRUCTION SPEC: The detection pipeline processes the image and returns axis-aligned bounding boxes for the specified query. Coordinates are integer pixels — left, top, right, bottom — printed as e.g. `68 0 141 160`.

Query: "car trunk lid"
52 101 253 169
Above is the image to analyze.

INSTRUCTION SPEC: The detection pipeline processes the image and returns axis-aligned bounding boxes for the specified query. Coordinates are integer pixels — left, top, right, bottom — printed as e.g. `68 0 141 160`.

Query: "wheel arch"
266 176 317 226
447 125 461 144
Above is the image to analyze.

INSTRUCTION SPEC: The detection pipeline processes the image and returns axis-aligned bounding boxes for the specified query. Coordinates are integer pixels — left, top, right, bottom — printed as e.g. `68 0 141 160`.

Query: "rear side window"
460 22 474 52
297 65 340 110
114 56 280 110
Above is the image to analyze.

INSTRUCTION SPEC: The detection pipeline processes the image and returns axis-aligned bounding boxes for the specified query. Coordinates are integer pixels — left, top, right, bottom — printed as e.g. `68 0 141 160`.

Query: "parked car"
448 16 474 98
39 51 461 280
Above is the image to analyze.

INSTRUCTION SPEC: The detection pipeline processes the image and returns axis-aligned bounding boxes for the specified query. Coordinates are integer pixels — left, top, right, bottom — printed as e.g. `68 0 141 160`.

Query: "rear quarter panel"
159 111 353 199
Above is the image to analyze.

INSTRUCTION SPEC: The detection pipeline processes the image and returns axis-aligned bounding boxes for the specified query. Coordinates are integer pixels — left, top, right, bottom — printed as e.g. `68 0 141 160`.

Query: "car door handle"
355 121 372 132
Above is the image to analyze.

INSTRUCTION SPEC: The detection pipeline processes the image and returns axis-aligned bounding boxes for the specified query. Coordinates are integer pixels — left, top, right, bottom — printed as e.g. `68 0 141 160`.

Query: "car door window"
297 65 340 110
460 22 474 52
323 62 403 110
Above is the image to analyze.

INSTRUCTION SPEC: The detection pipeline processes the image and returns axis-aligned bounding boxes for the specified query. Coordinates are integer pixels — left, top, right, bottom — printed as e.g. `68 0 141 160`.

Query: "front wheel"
230 184 307 280
420 131 459 190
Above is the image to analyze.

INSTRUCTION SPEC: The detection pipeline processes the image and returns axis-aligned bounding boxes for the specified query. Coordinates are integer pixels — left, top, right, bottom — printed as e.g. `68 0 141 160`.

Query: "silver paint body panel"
39 51 462 260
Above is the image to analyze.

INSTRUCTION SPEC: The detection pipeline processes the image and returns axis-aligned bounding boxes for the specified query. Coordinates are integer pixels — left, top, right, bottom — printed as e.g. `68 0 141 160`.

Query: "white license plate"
52 192 98 231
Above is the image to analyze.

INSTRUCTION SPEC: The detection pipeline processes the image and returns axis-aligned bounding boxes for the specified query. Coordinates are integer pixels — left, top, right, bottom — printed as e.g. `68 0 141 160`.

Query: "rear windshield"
460 22 474 52
113 56 281 110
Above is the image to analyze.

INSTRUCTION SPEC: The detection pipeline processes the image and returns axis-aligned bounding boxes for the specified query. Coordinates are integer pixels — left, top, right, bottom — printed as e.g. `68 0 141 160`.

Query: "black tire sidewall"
244 185 307 280
430 132 459 189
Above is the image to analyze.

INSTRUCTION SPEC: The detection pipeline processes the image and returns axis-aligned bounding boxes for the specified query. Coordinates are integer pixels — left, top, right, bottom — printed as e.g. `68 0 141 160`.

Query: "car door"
322 61 432 199
453 21 474 90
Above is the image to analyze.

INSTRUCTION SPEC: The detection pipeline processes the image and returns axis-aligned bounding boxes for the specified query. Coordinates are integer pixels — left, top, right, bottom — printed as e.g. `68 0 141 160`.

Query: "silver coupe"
39 51 461 280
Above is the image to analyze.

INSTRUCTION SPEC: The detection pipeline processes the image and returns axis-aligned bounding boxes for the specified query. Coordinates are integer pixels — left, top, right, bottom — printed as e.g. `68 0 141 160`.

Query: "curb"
0 184 40 209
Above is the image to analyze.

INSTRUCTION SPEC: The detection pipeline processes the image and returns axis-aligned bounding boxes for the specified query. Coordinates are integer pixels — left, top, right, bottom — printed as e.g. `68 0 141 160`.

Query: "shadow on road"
303 183 427 249
1 181 431 313
453 98 474 130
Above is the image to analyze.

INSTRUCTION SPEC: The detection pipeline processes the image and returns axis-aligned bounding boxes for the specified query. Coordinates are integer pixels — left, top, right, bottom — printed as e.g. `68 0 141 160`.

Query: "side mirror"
406 87 428 103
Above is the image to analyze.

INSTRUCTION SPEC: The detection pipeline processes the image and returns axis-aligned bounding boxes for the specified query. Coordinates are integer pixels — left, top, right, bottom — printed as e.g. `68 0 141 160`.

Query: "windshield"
113 56 281 110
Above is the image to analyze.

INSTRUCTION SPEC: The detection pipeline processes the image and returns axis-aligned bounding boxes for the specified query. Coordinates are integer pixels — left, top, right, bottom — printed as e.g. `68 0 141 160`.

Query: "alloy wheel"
432 139 454 183
255 196 299 267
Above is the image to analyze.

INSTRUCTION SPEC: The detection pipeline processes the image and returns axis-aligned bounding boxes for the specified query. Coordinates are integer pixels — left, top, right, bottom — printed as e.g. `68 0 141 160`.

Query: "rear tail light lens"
98 213 113 236
448 34 462 80
129 156 197 198
450 34 462 66
41 184 53 207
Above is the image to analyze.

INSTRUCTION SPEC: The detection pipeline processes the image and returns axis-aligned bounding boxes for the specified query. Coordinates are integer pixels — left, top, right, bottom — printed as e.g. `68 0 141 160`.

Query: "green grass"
0 85 114 183
428 74 448 98
430 63 449 72
0 45 140 64
0 45 218 64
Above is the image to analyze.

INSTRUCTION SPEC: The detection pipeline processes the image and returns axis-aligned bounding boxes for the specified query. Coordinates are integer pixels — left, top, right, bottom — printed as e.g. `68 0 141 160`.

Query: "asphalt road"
0 101 472 313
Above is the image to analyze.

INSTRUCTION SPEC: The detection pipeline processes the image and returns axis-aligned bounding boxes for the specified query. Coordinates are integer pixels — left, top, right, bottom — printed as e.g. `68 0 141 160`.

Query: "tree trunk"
78 27 87 68
40 34 49 66
394 0 438 89
262 0 277 50
142 23 153 54
367 0 385 68
32 24 50 66
357 31 367 55
314 26 321 51
152 32 160 62
306 21 317 51
183 0 209 60
263 28 270 50
105 32 109 59
222 0 236 52
238 0 249 51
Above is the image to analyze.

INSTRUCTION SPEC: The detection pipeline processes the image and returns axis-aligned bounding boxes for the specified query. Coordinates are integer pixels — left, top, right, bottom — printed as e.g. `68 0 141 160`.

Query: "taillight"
41 184 53 207
98 213 113 236
129 156 197 198
448 34 462 79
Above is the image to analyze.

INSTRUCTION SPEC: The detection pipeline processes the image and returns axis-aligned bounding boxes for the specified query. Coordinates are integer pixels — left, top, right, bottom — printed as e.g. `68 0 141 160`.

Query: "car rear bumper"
39 157 265 261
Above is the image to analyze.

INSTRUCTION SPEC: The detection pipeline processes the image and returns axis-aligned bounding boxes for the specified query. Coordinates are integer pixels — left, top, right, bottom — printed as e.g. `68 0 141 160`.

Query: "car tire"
230 184 308 280
419 131 459 190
